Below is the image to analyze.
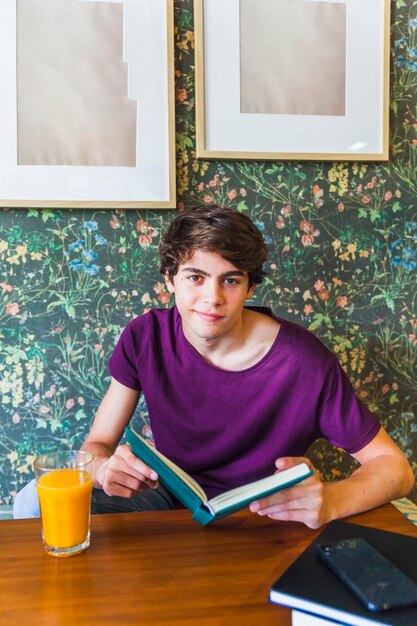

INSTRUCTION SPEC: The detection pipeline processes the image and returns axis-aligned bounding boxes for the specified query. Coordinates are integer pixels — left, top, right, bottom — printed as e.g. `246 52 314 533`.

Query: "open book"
125 425 313 526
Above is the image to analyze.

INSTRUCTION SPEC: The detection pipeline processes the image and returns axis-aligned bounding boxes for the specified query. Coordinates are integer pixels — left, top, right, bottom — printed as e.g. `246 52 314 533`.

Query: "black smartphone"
316 537 417 612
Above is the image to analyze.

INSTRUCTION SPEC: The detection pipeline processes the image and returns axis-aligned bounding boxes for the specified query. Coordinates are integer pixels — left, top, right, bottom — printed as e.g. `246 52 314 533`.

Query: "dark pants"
90 484 178 514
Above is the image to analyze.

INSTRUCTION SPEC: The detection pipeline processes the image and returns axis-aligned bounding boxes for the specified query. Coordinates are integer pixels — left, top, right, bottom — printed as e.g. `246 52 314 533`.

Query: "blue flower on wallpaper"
393 36 409 48
83 221 99 231
95 234 107 246
392 247 416 270
69 259 100 274
408 47 417 60
68 240 85 251
395 55 407 68
254 220 265 231
253 220 273 243
69 259 84 271
409 18 417 29
390 239 403 250
83 264 100 276
403 248 416 260
83 250 99 263
405 221 417 230
407 61 417 72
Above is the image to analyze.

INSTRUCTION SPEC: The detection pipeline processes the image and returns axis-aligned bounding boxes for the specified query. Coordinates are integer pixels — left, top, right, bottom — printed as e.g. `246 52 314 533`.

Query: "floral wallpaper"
1 0 417 507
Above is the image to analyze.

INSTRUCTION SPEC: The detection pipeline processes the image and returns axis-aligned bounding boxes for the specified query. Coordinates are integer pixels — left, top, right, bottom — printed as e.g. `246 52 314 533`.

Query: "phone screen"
316 538 417 612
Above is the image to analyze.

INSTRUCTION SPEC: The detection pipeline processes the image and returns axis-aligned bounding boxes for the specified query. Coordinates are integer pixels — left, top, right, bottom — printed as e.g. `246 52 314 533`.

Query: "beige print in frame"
240 0 346 117
194 0 390 161
17 0 138 168
0 0 176 208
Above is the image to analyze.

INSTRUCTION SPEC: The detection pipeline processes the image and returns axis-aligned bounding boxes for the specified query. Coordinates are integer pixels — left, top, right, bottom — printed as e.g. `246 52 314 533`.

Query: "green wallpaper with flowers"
1 0 417 506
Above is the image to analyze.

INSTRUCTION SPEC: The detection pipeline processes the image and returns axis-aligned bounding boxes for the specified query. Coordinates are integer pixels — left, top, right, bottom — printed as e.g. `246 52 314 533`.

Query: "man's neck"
182 315 247 366
182 309 280 372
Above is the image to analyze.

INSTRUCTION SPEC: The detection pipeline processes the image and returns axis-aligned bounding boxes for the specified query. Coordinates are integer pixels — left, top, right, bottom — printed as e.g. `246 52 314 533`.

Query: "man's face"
164 249 255 347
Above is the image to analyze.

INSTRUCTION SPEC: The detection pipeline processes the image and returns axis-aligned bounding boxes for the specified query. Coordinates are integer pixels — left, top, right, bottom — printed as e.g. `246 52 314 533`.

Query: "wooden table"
1 504 416 625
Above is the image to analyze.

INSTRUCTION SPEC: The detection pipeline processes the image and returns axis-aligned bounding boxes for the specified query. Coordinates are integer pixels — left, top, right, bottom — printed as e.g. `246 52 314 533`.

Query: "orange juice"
36 469 93 548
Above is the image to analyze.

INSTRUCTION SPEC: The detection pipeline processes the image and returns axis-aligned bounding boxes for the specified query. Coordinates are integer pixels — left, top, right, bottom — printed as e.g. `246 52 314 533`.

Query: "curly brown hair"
159 205 268 286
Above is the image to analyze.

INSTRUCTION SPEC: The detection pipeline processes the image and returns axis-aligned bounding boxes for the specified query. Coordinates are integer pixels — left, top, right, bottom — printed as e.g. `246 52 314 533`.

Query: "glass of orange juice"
34 450 94 557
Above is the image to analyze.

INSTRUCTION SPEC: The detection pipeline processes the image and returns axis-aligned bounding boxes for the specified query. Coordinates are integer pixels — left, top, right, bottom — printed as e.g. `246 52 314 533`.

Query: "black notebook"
269 520 417 626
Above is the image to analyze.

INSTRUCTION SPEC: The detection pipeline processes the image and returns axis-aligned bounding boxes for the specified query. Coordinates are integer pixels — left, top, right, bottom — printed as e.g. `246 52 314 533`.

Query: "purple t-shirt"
109 306 380 499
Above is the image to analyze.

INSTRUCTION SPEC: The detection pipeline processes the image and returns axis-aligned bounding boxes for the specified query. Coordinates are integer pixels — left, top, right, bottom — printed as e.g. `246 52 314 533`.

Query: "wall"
0 0 416 505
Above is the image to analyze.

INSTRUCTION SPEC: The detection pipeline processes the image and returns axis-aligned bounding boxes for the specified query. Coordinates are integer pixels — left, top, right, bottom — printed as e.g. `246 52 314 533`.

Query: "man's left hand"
249 457 330 529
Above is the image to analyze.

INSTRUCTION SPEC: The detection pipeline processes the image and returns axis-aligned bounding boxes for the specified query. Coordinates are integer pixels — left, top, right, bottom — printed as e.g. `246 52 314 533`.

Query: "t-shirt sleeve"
108 322 143 392
318 357 381 454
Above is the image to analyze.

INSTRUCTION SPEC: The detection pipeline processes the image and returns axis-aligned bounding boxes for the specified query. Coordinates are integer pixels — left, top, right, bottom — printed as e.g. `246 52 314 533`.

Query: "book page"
208 464 310 514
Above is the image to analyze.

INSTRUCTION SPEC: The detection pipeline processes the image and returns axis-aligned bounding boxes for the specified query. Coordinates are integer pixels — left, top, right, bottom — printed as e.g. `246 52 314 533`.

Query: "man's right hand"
94 444 159 498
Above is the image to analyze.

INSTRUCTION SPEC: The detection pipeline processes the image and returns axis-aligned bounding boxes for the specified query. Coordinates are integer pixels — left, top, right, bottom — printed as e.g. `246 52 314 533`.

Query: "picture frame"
194 0 390 161
0 0 176 209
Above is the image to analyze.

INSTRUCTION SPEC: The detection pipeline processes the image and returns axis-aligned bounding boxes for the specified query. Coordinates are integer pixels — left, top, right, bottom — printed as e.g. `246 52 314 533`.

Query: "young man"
14 206 414 525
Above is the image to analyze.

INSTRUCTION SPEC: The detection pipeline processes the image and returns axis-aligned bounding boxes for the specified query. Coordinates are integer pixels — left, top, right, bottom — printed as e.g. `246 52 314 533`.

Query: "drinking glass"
34 450 94 557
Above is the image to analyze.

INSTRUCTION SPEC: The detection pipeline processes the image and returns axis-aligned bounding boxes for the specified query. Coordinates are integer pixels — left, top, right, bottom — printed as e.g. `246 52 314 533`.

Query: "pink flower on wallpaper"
336 295 348 308
300 219 319 245
136 219 149 233
300 219 312 233
139 234 153 248
6 303 20 316
313 185 324 208
158 292 171 305
110 215 121 229
318 290 330 301
176 88 187 102
153 281 166 295
142 425 151 437
301 234 315 246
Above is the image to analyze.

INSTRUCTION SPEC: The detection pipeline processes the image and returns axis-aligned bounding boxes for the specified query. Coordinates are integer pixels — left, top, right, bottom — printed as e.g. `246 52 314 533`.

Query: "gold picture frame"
195 0 390 161
0 0 176 208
